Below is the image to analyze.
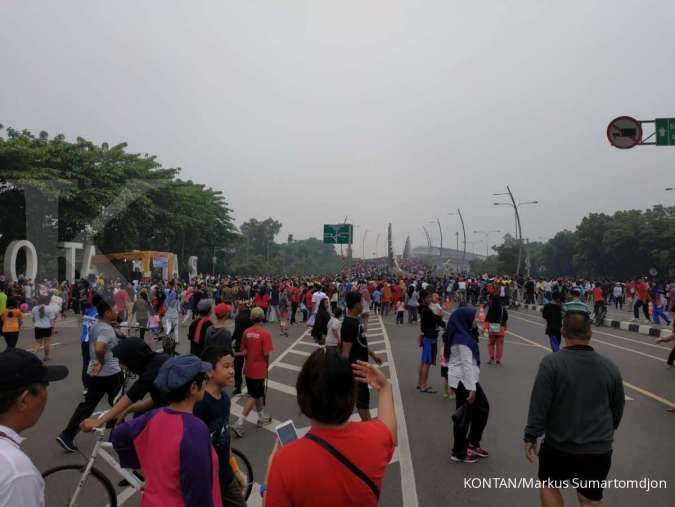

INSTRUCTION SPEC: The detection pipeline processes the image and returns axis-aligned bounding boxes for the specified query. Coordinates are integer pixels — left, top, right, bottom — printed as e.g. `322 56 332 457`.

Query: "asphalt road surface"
12 308 675 507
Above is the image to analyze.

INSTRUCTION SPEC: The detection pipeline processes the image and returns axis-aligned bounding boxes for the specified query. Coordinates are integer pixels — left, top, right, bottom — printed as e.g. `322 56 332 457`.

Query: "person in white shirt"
311 285 327 316
325 307 343 353
445 306 490 464
31 298 56 362
0 348 68 507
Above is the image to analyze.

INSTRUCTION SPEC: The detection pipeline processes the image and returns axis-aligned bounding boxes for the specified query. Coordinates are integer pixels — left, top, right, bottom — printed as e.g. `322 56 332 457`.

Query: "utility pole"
457 208 466 272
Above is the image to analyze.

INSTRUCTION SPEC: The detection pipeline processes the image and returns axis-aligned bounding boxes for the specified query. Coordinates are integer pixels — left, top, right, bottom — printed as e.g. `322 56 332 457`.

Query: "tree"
540 230 576 276
239 218 282 260
0 127 237 278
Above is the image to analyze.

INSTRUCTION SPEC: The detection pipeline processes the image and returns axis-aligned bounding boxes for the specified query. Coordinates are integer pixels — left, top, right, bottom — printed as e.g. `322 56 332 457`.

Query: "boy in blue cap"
112 355 222 506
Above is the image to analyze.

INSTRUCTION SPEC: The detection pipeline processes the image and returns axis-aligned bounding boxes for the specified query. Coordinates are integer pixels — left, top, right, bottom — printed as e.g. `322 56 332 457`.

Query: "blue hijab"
445 306 480 366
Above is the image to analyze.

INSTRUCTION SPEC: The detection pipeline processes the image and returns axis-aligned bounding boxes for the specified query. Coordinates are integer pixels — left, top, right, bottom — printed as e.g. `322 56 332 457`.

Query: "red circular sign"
607 116 642 149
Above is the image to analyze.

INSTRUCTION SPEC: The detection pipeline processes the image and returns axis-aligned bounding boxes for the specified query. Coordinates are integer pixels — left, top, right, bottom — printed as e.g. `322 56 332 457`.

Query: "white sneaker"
257 416 272 428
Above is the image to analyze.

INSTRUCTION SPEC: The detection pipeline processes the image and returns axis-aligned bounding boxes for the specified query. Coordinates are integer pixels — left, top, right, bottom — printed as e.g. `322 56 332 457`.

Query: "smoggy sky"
2 1 674 258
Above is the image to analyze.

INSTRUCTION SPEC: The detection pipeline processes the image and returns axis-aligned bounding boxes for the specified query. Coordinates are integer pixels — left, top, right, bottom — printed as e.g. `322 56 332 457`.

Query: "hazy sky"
2 1 674 257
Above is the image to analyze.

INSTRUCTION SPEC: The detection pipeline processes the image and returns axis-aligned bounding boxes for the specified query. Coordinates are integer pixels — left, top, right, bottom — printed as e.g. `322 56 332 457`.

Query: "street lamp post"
448 209 467 272
421 226 432 257
429 219 443 256
494 187 538 276
474 229 501 258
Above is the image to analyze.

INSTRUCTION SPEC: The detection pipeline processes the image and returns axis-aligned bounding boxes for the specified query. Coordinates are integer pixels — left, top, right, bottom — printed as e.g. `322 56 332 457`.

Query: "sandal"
420 387 437 394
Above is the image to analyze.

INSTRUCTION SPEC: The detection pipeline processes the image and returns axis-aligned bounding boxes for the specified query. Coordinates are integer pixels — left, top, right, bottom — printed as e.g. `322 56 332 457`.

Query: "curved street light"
428 219 443 256
493 187 539 276
448 209 467 272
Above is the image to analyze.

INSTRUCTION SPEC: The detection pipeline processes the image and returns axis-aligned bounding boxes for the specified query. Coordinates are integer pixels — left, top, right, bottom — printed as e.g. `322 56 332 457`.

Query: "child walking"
196 346 247 506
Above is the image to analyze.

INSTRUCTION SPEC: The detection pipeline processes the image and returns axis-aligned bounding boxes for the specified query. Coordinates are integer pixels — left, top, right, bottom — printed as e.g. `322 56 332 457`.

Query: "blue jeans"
548 335 561 352
652 307 671 325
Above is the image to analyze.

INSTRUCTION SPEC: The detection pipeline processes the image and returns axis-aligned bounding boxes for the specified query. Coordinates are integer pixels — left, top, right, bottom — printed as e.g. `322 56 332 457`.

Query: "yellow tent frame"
91 251 175 277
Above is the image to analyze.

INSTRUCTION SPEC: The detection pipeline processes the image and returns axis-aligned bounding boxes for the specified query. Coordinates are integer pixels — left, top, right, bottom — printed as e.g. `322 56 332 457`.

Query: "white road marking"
369 339 386 345
511 313 667 360
274 361 302 372
266 379 296 396
377 314 419 507
25 342 62 352
287 349 311 357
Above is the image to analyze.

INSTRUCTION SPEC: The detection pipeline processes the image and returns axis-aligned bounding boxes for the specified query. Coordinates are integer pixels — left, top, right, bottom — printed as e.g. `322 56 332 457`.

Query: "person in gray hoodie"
524 311 624 506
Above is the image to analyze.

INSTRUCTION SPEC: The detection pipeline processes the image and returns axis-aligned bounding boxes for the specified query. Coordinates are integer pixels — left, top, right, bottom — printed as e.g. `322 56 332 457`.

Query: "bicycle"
42 412 255 506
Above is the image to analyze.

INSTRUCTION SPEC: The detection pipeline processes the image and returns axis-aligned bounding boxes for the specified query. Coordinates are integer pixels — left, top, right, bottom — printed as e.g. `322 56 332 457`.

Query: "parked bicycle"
42 411 254 506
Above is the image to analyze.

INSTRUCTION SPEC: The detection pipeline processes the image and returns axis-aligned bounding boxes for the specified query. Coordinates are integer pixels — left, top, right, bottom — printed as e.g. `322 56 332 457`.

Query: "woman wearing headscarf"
311 298 331 345
484 295 508 364
445 307 490 463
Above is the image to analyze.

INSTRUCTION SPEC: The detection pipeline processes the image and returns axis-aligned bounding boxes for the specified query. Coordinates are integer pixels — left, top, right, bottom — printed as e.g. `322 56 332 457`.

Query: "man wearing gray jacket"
524 311 624 507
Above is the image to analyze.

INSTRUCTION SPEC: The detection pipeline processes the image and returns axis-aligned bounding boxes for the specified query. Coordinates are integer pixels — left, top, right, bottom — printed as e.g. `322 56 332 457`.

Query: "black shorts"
245 377 265 399
355 381 370 410
538 444 612 502
34 327 52 340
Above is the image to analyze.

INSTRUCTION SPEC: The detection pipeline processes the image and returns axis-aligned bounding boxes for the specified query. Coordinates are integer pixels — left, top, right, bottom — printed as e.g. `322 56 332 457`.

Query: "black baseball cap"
0 349 68 390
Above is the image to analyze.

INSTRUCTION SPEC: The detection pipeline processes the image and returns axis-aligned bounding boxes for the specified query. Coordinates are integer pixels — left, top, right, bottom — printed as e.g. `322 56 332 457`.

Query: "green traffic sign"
656 118 675 146
323 224 352 244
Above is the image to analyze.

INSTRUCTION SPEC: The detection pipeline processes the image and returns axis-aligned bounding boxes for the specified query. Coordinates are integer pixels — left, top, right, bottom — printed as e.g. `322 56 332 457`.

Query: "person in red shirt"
303 288 314 322
289 284 301 325
234 307 273 434
262 350 396 506
254 288 270 321
633 278 650 322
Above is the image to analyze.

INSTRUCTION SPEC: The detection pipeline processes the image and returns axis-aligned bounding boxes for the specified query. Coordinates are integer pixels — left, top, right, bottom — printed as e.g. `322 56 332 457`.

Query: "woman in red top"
262 350 396 507
254 288 270 321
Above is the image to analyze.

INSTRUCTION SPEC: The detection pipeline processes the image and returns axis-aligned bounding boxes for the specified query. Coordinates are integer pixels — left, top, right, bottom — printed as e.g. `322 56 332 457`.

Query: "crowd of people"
0 267 673 506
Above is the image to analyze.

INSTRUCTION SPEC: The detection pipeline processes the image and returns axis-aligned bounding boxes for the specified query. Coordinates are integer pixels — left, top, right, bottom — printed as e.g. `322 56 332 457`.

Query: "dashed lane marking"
510 313 667 361
511 311 670 351
506 329 675 409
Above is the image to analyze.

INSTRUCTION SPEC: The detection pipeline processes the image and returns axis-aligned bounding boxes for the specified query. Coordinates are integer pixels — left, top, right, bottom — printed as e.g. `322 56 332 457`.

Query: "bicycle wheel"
43 464 117 507
231 447 254 500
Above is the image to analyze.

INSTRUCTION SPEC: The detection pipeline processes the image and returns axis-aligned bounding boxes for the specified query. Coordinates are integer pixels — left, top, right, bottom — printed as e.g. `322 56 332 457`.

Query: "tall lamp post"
421 226 432 257
494 186 538 276
473 229 501 258
428 219 443 256
448 209 467 272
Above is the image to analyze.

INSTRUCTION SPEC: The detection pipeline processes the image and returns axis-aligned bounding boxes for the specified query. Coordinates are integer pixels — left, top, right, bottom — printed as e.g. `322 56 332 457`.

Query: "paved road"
13 308 674 506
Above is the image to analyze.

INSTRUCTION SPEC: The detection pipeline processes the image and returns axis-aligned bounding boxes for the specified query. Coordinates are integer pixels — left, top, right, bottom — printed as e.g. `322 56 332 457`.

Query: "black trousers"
453 382 490 458
2 332 18 350
234 355 245 390
634 299 650 320
667 346 675 367
291 302 299 324
62 372 123 439
80 342 90 388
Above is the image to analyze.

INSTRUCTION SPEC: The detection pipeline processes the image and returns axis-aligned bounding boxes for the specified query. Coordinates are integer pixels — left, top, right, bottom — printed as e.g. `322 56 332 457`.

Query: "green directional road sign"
323 224 353 244
656 118 675 146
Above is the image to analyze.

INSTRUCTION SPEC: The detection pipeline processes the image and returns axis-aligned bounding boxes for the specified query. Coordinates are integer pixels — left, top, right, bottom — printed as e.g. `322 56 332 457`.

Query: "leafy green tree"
0 127 237 278
239 218 282 260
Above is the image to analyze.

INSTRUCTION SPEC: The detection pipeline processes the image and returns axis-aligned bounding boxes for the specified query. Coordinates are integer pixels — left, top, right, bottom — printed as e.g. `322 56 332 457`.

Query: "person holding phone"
261 349 396 506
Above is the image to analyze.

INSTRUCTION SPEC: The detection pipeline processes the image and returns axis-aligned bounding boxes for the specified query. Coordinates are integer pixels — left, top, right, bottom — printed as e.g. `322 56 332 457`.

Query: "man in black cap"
0 349 68 506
